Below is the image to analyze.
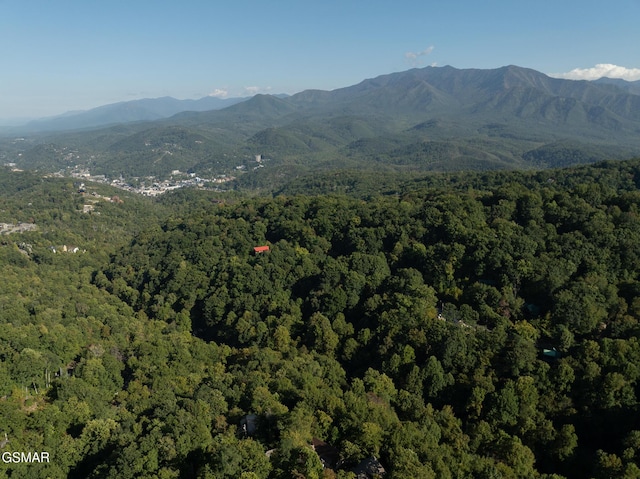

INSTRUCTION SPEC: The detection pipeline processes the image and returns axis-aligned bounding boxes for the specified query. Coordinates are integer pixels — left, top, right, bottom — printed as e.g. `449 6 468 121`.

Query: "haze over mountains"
8 95 249 132
3 65 640 182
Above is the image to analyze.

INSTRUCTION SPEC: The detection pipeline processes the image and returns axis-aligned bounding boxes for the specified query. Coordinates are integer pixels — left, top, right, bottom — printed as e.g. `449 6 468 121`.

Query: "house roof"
312 438 340 469
353 456 386 478
253 245 270 252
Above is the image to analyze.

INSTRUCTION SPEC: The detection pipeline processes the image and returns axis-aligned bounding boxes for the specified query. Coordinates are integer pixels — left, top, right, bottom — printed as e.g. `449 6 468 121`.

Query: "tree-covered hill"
4 160 640 477
106 158 640 478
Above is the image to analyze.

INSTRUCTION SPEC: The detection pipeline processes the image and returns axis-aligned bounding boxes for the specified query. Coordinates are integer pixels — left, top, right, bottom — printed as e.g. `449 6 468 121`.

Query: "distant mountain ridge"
5 65 640 182
593 77 640 94
288 65 640 123
16 95 249 132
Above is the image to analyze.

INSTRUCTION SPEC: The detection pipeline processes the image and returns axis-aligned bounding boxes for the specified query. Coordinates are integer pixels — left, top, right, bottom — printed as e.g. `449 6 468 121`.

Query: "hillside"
3 65 640 184
3 160 640 477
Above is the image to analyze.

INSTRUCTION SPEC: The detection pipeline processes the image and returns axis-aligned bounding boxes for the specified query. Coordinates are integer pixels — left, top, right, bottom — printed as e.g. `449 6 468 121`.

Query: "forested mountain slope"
6 65 640 181
2 160 640 477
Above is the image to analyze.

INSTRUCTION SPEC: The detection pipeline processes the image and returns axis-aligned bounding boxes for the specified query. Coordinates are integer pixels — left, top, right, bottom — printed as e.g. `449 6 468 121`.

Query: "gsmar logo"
1 451 50 463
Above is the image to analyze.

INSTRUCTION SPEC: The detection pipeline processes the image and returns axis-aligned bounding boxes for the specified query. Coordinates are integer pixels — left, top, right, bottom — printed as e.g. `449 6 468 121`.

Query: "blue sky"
1 0 639 121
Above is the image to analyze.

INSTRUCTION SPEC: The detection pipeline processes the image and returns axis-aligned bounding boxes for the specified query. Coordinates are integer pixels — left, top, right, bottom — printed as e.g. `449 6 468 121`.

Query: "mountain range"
6 95 249 133
4 65 640 183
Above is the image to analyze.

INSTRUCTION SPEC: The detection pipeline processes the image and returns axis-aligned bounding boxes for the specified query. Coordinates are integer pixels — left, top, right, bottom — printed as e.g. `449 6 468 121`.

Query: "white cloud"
405 46 435 66
208 88 229 98
243 86 272 95
208 86 274 98
550 63 640 81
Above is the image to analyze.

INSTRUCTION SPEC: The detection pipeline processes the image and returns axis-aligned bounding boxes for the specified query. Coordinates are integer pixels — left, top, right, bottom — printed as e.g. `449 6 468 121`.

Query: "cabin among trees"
353 456 386 478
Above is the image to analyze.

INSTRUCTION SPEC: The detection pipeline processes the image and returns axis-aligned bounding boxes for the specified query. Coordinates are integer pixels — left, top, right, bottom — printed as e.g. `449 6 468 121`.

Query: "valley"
3 65 640 191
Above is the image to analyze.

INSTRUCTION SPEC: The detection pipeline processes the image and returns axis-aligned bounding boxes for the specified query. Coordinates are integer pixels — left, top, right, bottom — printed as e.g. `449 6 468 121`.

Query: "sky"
1 0 639 122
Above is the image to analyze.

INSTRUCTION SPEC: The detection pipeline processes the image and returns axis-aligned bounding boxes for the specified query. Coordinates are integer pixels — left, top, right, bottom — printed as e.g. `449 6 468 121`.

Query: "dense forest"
2 159 640 478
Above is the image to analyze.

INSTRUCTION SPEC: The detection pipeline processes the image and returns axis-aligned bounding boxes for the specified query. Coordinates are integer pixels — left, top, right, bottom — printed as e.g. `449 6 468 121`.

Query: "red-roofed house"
253 245 270 253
